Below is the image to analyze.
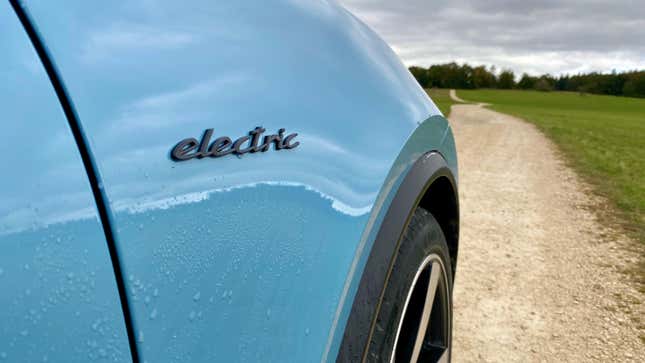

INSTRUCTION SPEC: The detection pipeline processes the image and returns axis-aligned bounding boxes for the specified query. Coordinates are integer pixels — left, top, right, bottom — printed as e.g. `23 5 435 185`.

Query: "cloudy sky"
340 0 645 76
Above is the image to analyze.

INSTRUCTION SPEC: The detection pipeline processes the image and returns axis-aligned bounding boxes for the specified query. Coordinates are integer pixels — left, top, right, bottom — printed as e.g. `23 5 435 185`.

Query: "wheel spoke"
409 261 441 363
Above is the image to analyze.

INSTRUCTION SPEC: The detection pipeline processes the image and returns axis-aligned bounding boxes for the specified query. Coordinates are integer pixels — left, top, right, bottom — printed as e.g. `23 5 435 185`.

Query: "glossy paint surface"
20 0 456 361
0 3 130 361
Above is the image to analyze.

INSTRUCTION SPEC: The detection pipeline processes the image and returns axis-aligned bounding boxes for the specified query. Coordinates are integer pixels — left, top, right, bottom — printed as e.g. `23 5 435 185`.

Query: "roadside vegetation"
425 88 458 116
411 62 645 98
455 89 645 244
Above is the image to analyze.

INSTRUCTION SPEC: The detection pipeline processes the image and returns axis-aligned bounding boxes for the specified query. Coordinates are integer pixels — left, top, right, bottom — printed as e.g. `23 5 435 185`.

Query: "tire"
368 207 453 363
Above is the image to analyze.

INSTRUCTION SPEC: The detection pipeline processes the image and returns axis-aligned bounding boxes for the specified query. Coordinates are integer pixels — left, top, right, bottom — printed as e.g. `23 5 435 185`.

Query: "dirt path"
448 94 644 362
449 89 468 103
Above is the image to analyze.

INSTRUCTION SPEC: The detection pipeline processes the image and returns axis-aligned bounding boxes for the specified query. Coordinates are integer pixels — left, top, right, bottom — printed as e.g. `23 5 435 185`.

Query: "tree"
472 65 496 88
518 73 537 89
534 78 553 92
409 66 430 88
536 75 556 91
498 70 516 89
623 72 645 98
405 62 645 98
555 75 570 91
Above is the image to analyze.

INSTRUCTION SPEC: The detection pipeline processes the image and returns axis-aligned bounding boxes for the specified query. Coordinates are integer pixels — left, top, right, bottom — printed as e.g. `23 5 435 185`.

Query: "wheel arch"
336 151 459 362
419 174 459 278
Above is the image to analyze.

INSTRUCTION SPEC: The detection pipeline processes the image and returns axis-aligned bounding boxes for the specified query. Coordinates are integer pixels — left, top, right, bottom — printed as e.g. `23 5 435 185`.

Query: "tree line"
409 63 645 98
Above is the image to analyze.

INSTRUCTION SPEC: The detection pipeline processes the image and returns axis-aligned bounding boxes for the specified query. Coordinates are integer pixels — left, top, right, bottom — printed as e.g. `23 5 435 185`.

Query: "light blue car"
0 1 459 362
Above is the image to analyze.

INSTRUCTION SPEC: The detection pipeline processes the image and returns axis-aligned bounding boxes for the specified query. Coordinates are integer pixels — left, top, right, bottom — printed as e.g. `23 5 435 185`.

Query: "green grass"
457 89 645 243
426 88 459 116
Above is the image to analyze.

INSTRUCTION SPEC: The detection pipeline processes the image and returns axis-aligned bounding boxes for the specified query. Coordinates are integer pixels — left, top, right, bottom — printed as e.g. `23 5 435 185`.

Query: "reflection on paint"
116 184 367 361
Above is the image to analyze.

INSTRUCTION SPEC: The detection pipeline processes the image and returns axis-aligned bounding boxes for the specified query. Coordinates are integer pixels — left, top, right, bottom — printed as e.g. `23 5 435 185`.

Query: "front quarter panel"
21 0 453 361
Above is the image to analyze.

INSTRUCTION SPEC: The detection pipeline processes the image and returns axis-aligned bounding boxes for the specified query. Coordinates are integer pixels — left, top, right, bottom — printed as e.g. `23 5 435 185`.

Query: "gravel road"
447 95 644 362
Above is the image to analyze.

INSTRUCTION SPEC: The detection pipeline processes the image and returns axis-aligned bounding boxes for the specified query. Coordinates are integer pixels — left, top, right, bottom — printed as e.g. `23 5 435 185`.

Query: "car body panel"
19 0 457 361
0 3 131 361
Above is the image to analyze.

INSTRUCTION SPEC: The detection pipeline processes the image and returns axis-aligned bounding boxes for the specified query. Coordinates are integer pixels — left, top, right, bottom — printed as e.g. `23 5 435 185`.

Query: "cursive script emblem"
170 127 300 161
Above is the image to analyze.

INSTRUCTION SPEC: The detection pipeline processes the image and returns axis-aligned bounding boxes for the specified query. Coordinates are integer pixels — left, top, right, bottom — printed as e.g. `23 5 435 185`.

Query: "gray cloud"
340 0 645 76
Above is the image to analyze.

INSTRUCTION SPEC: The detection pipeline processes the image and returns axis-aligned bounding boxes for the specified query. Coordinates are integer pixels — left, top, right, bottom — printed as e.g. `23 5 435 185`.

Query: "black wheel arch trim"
336 151 459 363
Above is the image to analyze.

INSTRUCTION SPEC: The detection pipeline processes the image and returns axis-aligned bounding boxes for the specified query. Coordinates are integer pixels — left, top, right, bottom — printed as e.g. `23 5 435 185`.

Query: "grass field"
456 89 645 242
426 88 458 116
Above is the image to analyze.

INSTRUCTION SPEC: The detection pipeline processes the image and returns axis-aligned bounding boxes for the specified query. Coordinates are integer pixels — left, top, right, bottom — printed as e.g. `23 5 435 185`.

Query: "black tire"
367 207 453 363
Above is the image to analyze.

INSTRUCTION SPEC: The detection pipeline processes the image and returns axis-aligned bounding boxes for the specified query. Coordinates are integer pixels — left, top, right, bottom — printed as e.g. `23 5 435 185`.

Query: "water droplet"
266 309 271 318
144 296 151 305
0 268 3 276
188 311 196 321
137 331 145 343
149 308 158 320
66 272 74 280
305 328 310 336
153 288 159 297
20 329 29 337
0 352 7 360
193 292 201 301
138 224 144 231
